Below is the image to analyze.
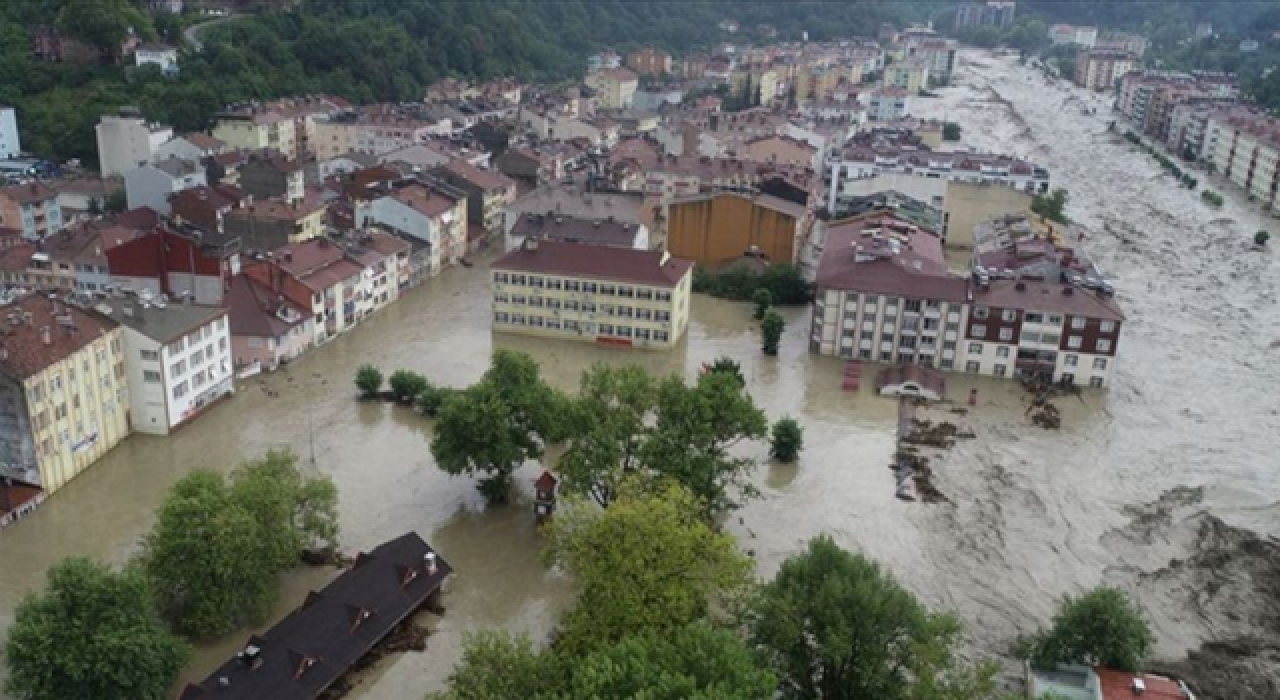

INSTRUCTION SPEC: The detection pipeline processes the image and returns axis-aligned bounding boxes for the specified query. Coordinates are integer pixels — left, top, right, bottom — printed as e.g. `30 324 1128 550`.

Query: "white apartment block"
825 149 1050 213
0 106 20 159
96 112 174 178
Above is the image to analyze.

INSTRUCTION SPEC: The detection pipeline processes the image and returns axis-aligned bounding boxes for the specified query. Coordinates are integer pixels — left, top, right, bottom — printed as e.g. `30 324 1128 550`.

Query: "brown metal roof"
0 183 57 205
493 240 692 288
814 216 968 302
0 296 119 381
973 278 1125 321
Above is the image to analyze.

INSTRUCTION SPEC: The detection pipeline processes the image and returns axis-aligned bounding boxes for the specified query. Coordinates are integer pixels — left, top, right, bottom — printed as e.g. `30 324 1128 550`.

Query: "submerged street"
0 50 1277 698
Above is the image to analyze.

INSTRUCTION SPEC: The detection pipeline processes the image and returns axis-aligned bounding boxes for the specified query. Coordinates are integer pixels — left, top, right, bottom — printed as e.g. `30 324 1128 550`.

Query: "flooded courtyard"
0 50 1277 699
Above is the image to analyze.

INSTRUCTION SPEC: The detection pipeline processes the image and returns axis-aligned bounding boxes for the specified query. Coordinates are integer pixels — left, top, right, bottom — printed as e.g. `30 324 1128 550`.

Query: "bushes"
1256 230 1271 246
693 263 812 304
1031 188 1069 224
1201 189 1224 207
1128 131 1198 185
761 311 785 356
357 365 457 415
942 121 962 141
354 364 383 397
770 417 804 462
752 288 772 320
388 370 430 403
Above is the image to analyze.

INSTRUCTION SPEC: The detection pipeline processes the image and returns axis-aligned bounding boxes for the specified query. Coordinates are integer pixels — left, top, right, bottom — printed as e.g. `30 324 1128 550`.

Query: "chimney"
40 326 51 346
1132 678 1145 696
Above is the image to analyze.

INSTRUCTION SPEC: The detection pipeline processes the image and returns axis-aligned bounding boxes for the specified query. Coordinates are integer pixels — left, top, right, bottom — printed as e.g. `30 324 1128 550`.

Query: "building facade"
1074 49 1136 92
0 183 63 240
491 240 693 349
666 191 807 267
96 112 174 178
0 106 19 159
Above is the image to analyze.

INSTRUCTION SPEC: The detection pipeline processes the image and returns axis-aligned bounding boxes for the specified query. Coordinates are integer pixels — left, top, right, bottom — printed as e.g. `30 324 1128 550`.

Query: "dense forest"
2 0 1278 163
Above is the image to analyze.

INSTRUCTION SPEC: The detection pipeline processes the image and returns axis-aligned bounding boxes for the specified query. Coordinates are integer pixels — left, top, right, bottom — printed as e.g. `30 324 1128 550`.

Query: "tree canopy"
1018 587 1154 673
3 558 189 700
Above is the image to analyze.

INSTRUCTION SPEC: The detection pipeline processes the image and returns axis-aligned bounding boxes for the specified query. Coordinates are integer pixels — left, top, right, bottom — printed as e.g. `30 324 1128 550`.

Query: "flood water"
1 49 1277 699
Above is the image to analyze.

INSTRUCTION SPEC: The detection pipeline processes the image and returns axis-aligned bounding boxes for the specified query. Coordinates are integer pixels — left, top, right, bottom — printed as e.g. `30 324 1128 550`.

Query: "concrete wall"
666 194 800 267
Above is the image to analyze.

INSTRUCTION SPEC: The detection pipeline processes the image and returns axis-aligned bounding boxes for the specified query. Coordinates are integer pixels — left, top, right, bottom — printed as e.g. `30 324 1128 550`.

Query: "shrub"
770 417 804 462
388 370 430 403
761 311 785 356
418 384 456 416
942 121 962 141
355 364 383 397
1256 230 1271 246
693 263 812 305
752 288 773 320
1201 189 1224 207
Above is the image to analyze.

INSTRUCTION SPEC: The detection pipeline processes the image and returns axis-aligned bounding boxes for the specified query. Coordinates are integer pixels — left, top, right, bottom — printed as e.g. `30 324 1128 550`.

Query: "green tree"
770 417 804 463
752 536 996 700
56 0 154 53
104 189 127 214
355 364 383 397
87 197 103 216
427 631 564 700
752 287 773 320
761 310 785 356
1032 188 1070 224
1255 230 1270 246
417 383 455 417
557 364 657 507
1018 587 1154 673
432 350 564 503
705 356 745 388
544 480 752 653
388 369 429 403
231 449 340 558
3 558 189 700
942 121 962 141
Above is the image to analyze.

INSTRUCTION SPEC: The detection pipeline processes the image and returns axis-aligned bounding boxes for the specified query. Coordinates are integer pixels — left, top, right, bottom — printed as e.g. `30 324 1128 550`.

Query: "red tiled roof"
0 182 57 205
390 184 459 218
113 207 161 230
814 216 968 302
226 274 306 339
299 258 363 292
0 296 118 380
184 132 226 151
274 238 344 276
493 240 692 288
973 278 1125 321
0 242 35 273
441 158 515 192
1095 669 1190 700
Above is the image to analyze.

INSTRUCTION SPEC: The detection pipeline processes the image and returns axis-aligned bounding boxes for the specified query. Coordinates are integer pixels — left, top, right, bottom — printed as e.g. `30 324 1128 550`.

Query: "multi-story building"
0 295 130 499
883 58 931 93
0 105 20 159
667 191 809 267
1205 110 1280 210
313 111 451 161
508 212 650 251
905 39 958 87
123 157 207 215
100 298 233 435
955 1 1017 29
95 110 174 178
106 224 242 305
587 50 623 74
225 274 312 374
0 183 63 240
585 68 639 109
1048 24 1098 47
868 88 912 121
1117 71 1238 135
355 181 468 274
243 238 368 346
625 47 672 77
491 239 693 349
237 150 305 203
1167 100 1241 160
432 159 517 239
223 197 328 251
1074 49 1136 92
213 109 296 162
810 214 1125 387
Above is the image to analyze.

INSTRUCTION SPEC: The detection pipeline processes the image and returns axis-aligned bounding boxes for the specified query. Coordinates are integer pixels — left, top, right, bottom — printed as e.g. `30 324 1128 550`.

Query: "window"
529 296 545 308
1067 336 1082 349
1065 354 1078 367
1096 339 1112 353
1071 317 1087 330
1048 314 1063 325
495 293 509 303
1093 358 1108 370
1089 377 1105 388
925 300 941 310
529 316 544 328
600 284 617 296
970 324 986 337
998 328 1013 341
510 275 527 286
511 313 526 325
599 324 614 335
635 289 653 301
656 291 672 302
582 302 597 313
582 282 598 293
655 311 671 322
1022 331 1040 343
494 312 509 323
923 318 939 331
528 276 545 288
635 328 651 341
945 321 959 332
1041 333 1061 345
616 326 633 338
546 319 561 330
994 364 1007 377
972 306 989 320
899 336 917 349
564 320 579 332
996 346 1010 358
173 381 189 400
192 371 206 389
205 346 214 361
546 298 562 310
169 338 184 354
546 278 563 291
904 299 922 312
617 286 634 298
902 317 919 331
170 360 186 376
965 361 981 373
1099 321 1115 333
968 342 983 354
616 306 634 319
1001 309 1016 322
564 280 581 292
941 358 954 369
219 337 228 352
564 300 579 311
880 350 893 362
654 331 669 342
1024 312 1044 324
635 308 653 321
140 349 159 361
511 295 527 306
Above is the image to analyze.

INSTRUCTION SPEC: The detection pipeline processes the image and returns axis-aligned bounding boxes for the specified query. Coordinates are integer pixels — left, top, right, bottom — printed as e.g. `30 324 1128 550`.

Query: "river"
1 49 1277 699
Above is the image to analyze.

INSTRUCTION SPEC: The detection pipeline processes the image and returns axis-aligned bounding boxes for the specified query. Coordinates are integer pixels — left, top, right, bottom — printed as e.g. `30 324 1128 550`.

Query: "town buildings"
243 238 368 346
134 43 179 75
355 181 468 273
238 150 306 203
95 110 174 178
868 88 912 121
224 274 312 374
0 106 19 159
431 159 517 239
1117 71 1238 139
106 224 241 306
224 197 328 251
99 297 233 435
123 158 207 215
0 295 130 498
491 239 693 349
883 58 930 93
955 1 1017 29
1048 24 1098 48
586 68 639 109
1074 49 1137 92
625 47 673 77
0 183 63 240
1204 109 1280 210
666 191 808 267
508 212 650 251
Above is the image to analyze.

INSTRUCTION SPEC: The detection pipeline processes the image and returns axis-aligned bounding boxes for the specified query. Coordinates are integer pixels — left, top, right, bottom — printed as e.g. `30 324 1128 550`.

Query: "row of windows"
494 273 672 301
972 307 1117 333
968 326 1112 353
967 341 1111 365
495 312 671 342
845 314 958 333
496 295 672 321
962 360 1107 387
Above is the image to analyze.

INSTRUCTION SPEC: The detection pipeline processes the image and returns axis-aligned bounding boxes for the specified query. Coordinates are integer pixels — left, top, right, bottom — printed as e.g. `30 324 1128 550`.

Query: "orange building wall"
667 195 799 267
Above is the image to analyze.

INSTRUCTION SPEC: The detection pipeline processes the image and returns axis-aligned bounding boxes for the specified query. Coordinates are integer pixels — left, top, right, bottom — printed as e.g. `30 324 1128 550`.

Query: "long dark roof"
180 532 451 700
493 240 692 288
510 212 641 248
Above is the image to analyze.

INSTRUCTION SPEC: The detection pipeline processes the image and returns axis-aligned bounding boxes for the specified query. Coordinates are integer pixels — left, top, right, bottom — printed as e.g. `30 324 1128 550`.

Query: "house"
180 532 452 700
354 182 468 274
153 133 228 163
50 178 114 220
169 185 248 232
95 110 175 178
212 108 297 162
0 106 19 159
491 239 694 349
508 212 650 251
1048 24 1098 47
0 294 130 499
884 58 931 93
1074 49 1137 92
312 151 380 181
123 157 207 215
868 87 913 120
134 43 179 75
740 134 821 169
225 274 312 374
0 183 63 240
38 222 114 292
243 238 368 346
238 150 306 203
337 230 412 312
666 191 809 267
504 186 656 243
378 143 453 171
98 298 232 435
1027 664 1195 700
431 159 516 238
587 50 622 73
585 68 639 109
106 225 241 305
626 47 673 77
224 196 328 251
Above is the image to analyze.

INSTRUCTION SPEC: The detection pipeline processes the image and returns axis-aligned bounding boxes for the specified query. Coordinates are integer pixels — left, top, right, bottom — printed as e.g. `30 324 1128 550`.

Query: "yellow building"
491 239 693 349
884 59 931 93
212 110 297 160
0 295 130 499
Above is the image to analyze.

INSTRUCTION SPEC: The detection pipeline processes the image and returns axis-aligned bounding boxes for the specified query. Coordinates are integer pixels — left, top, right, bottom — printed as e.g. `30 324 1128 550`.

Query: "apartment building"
243 238 367 346
1074 49 1136 92
225 274 312 373
1118 71 1238 136
0 105 19 159
491 239 693 349
1205 110 1280 209
432 159 517 237
0 183 63 240
667 191 808 267
0 295 129 499
1167 100 1241 160
626 47 672 77
123 157 207 215
1048 24 1098 47
883 58 930 93
106 224 242 306
955 1 1016 29
237 150 305 203
95 111 174 178
868 88 912 121
100 298 232 435
313 111 451 161
354 181 468 274
224 197 328 251
507 212 650 251
585 68 639 110
213 109 296 162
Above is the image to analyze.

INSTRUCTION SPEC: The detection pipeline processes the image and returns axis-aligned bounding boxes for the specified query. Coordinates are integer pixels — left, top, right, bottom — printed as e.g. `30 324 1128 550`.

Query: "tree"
544 480 752 653
417 383 455 417
752 287 773 320
388 369 429 403
942 121 962 141
355 364 383 397
557 364 657 508
87 197 103 216
770 417 804 463
752 536 997 700
104 189 127 214
56 0 154 54
432 350 564 503
3 558 189 700
704 356 745 388
427 631 564 700
761 310 785 356
1018 587 1154 673
1031 188 1070 224
1255 230 1270 246
230 449 340 558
